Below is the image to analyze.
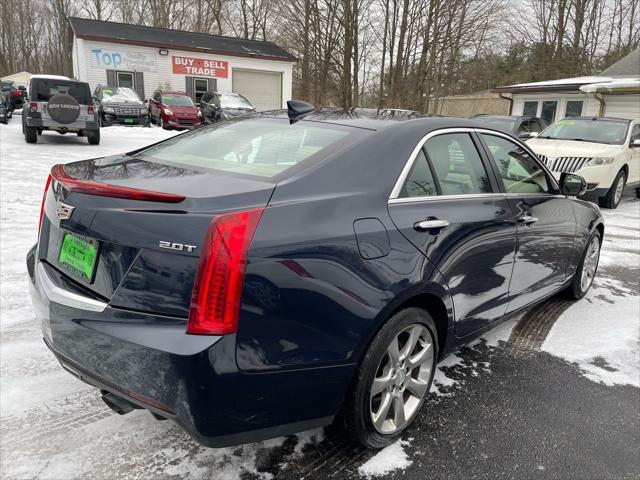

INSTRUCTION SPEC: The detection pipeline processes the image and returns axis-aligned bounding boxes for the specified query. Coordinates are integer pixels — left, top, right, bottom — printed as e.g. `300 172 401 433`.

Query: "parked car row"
12 74 258 142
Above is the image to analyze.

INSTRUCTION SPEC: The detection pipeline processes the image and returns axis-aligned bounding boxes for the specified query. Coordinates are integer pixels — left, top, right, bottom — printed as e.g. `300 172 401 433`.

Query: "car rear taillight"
38 174 53 236
87 105 94 114
30 102 38 112
187 208 264 335
50 164 185 203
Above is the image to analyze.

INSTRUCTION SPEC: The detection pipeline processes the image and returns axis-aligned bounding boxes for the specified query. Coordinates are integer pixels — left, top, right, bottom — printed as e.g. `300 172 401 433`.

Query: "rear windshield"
162 95 194 106
139 118 355 178
33 80 90 104
539 118 629 144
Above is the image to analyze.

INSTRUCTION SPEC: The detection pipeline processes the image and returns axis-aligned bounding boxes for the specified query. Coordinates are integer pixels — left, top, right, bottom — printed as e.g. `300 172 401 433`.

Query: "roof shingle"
68 17 296 62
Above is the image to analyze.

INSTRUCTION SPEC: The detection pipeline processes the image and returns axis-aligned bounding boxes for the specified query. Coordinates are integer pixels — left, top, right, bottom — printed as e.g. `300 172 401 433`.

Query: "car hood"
103 99 144 107
526 138 622 157
165 105 198 115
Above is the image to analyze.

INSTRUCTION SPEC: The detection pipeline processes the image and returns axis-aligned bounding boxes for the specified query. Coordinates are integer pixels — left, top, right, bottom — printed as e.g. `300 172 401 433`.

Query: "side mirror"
18 85 26 91
527 132 539 138
630 139 640 148
559 172 587 197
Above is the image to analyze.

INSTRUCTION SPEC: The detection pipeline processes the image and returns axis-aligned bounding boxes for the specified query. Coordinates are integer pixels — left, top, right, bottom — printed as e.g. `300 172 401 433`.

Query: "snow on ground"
542 199 640 387
1 117 639 479
358 439 413 478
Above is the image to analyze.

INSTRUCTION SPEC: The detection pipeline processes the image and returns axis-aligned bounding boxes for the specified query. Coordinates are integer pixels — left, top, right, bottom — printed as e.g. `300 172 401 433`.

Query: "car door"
387 129 517 337
478 131 577 312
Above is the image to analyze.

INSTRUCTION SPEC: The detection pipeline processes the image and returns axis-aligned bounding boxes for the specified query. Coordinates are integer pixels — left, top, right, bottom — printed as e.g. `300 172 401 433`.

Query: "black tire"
25 125 37 143
563 229 602 300
0 117 7 125
6 109 12 119
635 187 640 199
160 116 169 130
37 129 42 135
599 169 626 209
87 128 100 145
342 307 438 449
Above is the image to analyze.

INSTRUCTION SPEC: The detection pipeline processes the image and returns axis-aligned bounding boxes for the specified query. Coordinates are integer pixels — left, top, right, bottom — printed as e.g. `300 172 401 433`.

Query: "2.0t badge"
56 201 75 220
159 241 197 253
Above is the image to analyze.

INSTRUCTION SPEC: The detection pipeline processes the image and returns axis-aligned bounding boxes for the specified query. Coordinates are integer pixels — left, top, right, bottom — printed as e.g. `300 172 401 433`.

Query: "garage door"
232 69 282 112
604 95 640 120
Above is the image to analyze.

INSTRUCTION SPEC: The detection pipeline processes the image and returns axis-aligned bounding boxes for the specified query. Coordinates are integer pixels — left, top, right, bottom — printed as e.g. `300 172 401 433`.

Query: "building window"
193 78 209 103
523 101 538 117
541 101 558 125
117 71 135 89
565 100 583 117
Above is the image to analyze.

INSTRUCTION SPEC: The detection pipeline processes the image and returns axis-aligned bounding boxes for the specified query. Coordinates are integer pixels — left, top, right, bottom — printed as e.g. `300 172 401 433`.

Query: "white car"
526 117 640 208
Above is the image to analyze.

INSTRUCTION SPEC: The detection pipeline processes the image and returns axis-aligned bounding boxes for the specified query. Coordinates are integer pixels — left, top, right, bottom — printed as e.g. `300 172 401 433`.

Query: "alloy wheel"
370 324 434 434
614 175 625 205
580 235 600 293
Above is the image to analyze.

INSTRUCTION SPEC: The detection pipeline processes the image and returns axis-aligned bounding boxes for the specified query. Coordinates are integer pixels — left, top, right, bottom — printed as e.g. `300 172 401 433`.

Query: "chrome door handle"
517 215 538 225
414 219 450 231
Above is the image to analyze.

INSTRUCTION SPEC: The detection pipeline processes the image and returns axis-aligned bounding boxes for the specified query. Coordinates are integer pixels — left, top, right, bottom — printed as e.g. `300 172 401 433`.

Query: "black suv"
93 85 149 127
22 76 100 144
472 115 547 139
200 91 256 123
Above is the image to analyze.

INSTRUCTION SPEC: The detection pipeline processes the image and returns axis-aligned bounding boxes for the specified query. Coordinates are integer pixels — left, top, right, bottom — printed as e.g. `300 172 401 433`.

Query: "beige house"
493 48 640 123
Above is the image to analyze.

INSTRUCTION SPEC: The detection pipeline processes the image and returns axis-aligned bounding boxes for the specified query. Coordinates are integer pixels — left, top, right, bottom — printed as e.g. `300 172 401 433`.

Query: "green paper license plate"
124 118 134 124
58 233 99 282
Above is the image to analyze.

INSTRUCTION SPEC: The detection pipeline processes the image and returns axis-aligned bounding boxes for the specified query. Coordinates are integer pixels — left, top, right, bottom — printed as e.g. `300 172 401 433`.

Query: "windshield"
219 93 254 109
139 118 354 178
539 119 629 144
162 94 194 107
102 87 141 102
477 117 517 131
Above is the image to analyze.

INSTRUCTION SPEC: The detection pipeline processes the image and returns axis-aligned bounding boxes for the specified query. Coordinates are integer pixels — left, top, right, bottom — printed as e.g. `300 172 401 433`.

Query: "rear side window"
140 118 354 178
423 133 492 195
34 80 90 104
399 150 438 198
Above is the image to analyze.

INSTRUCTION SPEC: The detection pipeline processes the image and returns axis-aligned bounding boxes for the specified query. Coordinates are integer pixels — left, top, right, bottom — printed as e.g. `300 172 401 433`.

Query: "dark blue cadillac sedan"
27 102 604 449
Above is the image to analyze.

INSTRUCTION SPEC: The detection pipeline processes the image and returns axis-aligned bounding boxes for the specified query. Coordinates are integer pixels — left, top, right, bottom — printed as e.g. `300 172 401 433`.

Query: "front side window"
523 101 538 117
482 134 550 194
423 133 492 195
140 118 354 178
630 124 640 142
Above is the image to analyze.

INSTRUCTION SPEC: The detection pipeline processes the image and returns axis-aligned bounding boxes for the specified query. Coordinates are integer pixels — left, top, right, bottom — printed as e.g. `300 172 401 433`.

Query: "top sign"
90 48 157 72
172 56 228 78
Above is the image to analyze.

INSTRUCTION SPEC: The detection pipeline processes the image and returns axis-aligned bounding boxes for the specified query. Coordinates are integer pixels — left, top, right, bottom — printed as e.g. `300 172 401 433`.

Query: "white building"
494 48 640 123
68 17 296 111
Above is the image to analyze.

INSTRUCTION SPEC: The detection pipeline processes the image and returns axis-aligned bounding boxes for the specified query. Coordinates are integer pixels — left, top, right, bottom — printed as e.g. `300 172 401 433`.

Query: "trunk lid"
39 155 275 318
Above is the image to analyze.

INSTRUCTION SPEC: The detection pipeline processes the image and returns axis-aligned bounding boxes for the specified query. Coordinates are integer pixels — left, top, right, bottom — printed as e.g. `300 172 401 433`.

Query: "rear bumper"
26 117 99 130
27 245 348 447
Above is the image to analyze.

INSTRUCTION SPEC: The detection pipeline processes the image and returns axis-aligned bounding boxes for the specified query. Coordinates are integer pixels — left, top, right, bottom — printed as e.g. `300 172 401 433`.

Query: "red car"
148 90 203 129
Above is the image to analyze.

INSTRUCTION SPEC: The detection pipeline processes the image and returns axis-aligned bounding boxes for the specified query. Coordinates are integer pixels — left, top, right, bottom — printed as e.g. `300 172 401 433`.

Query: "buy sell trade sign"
172 56 229 78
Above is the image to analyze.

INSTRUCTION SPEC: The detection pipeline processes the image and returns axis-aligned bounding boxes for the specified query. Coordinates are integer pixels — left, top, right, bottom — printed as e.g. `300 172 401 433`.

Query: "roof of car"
564 116 630 123
30 74 72 81
68 17 296 62
474 114 537 120
259 108 492 132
